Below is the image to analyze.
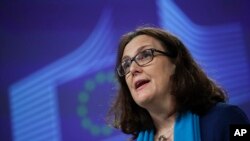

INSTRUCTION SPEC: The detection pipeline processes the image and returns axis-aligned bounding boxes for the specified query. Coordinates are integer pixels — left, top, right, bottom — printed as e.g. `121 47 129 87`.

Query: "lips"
134 79 150 90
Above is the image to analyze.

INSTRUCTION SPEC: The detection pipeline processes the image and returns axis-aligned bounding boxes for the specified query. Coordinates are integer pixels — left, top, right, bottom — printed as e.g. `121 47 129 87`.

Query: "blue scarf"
137 112 201 141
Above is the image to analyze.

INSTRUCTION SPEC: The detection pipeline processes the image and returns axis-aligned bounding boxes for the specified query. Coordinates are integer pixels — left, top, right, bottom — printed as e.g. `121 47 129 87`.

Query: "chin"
136 95 154 108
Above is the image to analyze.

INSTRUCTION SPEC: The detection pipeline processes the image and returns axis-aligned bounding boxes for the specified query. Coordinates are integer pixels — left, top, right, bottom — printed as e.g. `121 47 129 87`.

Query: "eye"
122 59 131 70
136 49 152 61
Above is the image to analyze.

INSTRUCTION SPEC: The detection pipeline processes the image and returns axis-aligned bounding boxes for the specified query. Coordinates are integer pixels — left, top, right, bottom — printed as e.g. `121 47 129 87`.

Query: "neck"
153 112 176 141
152 110 176 133
146 94 177 133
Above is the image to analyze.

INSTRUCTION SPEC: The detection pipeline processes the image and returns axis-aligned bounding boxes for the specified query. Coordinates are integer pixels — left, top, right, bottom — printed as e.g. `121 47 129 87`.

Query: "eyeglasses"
117 48 172 77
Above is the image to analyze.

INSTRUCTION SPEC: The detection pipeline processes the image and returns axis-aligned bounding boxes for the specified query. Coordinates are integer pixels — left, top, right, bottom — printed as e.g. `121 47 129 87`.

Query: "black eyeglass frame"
117 48 173 77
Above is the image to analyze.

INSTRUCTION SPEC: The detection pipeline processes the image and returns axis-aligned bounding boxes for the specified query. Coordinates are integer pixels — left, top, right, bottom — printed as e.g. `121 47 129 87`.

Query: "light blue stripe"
157 0 249 106
10 9 114 141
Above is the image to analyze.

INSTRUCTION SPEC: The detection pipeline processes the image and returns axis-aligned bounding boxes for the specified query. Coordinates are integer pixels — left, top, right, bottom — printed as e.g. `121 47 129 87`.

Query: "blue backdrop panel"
1 0 249 141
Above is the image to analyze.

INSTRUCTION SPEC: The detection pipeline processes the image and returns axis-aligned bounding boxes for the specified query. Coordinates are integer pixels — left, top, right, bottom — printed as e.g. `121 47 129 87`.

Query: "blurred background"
1 0 250 141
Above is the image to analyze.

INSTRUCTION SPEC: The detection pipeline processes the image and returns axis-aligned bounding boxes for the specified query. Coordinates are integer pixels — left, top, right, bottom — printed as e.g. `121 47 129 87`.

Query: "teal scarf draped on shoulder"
137 112 201 141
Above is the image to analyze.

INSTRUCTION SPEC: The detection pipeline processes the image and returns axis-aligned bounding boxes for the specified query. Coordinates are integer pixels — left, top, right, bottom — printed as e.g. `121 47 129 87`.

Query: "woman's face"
122 35 176 108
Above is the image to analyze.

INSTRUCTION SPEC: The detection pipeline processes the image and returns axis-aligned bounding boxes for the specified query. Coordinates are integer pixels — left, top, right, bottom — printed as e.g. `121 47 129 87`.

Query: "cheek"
153 65 174 88
154 75 167 87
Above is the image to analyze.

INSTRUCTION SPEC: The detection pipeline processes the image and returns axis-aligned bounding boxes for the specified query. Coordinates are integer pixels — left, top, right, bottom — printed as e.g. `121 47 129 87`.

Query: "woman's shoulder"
202 102 249 124
199 102 249 141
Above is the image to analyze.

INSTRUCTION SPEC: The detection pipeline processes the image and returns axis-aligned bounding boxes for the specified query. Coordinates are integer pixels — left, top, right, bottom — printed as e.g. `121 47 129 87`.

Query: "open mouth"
135 79 150 90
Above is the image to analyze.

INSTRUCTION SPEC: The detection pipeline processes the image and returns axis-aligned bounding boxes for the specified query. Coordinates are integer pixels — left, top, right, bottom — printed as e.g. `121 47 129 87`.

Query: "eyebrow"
122 45 151 61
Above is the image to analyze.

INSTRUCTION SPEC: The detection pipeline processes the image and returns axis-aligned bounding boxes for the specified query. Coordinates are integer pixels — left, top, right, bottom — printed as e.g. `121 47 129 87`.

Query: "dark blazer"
200 102 249 141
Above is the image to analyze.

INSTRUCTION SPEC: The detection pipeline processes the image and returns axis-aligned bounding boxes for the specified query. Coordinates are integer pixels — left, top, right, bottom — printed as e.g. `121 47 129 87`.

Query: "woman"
108 26 249 141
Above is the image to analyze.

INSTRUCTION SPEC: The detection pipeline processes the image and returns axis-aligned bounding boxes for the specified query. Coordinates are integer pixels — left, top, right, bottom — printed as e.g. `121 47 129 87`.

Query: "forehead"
122 35 163 57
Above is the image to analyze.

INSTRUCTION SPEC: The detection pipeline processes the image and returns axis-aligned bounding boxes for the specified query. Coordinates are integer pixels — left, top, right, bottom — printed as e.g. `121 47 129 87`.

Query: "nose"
129 61 142 76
